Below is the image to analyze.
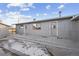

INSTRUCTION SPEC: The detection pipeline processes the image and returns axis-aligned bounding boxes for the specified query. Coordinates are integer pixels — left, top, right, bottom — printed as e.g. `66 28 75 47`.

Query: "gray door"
19 25 25 35
51 22 57 36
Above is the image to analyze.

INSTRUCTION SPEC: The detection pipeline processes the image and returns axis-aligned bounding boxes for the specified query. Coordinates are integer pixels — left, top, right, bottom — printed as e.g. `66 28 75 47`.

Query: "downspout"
50 22 52 36
56 21 59 37
23 25 25 35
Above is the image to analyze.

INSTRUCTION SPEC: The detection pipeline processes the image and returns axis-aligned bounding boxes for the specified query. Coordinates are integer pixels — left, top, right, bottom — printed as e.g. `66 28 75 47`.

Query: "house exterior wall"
16 21 58 36
58 20 79 41
16 25 23 35
16 19 79 41
25 22 51 36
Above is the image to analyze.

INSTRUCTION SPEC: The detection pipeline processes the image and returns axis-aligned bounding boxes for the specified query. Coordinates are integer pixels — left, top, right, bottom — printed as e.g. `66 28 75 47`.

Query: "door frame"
50 21 58 36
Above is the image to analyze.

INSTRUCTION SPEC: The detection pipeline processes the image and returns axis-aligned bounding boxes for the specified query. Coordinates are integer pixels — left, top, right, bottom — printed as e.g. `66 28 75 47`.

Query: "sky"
0 3 79 25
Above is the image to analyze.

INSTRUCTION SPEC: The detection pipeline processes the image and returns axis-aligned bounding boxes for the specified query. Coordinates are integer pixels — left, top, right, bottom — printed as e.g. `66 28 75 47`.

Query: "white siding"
58 20 79 41
25 22 51 36
16 19 79 41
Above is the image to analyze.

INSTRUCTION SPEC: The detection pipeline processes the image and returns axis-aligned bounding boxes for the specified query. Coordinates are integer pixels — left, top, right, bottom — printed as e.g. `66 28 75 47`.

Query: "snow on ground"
0 48 6 56
2 39 51 56
0 48 17 56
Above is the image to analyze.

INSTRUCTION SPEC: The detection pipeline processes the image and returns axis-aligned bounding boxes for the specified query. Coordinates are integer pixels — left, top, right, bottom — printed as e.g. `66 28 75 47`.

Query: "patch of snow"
2 39 51 56
8 39 15 43
0 48 6 56
0 48 14 56
11 42 25 52
2 41 9 48
24 46 49 56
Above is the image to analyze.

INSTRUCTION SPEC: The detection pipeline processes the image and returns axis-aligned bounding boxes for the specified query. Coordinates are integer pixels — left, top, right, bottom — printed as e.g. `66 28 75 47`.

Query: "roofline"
15 14 79 25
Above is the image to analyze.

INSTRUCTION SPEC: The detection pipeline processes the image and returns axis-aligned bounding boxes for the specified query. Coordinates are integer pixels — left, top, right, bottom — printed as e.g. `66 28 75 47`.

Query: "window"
53 25 56 29
20 24 24 29
52 25 56 29
32 23 41 30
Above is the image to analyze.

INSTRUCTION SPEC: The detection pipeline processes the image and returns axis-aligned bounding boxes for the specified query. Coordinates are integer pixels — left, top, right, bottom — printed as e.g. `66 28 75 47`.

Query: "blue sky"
0 3 79 25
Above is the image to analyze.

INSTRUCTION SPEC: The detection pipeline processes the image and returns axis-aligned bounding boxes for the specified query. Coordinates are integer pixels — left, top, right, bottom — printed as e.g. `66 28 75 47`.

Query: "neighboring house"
0 22 11 39
15 15 79 41
0 23 10 29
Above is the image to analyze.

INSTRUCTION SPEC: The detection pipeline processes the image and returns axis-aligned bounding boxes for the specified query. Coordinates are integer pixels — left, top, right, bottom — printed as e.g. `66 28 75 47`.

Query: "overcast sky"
0 3 79 25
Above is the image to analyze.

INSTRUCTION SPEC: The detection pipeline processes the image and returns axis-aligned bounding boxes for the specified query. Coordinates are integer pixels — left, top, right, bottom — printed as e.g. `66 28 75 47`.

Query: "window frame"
32 23 41 30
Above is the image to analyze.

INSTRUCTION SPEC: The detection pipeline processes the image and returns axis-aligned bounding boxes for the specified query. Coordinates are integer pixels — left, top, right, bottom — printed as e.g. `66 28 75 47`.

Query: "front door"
19 24 25 35
51 22 58 36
